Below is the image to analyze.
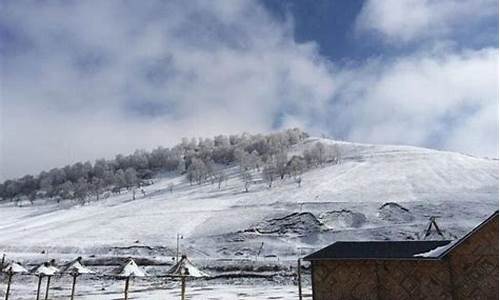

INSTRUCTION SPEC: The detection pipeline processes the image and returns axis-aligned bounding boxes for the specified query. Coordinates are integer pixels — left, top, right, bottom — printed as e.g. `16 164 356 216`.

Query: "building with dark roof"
303 211 498 300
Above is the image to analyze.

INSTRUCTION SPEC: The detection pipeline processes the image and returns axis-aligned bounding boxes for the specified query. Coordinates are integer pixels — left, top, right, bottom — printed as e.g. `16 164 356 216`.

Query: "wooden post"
70 274 78 300
4 271 12 300
44 276 51 300
0 254 5 270
180 276 186 300
124 277 130 300
36 276 43 300
297 258 302 300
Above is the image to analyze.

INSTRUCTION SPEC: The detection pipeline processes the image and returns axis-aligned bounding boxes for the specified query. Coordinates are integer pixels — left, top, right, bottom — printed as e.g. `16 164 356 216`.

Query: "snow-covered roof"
413 244 452 258
117 258 146 277
33 262 59 276
167 255 209 277
62 257 94 275
2 262 28 274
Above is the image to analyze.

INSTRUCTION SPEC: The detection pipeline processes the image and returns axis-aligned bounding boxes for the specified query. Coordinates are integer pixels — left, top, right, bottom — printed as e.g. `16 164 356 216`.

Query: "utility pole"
176 234 183 264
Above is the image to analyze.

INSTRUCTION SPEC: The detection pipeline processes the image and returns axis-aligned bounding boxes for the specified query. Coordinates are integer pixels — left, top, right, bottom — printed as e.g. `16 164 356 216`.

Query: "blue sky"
0 0 498 179
263 0 498 61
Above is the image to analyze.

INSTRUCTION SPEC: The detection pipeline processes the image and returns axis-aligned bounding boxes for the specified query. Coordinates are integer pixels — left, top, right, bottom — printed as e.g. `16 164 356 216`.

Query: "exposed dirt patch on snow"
254 212 324 236
378 202 414 223
319 209 367 229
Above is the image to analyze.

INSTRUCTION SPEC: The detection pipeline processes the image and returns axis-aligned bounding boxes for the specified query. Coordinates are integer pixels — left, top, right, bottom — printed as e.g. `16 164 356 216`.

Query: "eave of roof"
303 240 452 261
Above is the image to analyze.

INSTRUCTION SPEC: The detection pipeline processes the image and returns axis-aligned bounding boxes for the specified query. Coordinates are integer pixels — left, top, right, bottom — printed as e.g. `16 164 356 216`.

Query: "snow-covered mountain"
0 137 497 262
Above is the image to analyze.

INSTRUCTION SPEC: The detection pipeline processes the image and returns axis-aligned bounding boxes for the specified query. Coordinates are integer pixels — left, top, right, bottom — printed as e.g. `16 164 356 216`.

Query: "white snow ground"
0 137 497 298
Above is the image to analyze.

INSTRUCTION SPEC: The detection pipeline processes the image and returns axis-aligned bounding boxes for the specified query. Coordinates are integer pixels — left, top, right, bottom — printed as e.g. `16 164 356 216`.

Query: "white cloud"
0 0 335 179
356 0 497 43
331 48 498 156
0 0 497 180
444 100 498 158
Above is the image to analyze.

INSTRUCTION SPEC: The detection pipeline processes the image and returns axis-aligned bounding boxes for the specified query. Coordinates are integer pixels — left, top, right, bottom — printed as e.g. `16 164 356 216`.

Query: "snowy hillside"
0 137 497 262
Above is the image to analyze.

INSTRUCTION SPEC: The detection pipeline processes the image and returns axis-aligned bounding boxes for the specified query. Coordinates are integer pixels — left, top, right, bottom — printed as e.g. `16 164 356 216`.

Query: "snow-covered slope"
0 138 497 261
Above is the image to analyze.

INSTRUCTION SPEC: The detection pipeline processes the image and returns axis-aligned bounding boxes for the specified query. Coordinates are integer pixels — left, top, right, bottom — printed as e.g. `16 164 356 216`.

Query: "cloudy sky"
0 0 498 180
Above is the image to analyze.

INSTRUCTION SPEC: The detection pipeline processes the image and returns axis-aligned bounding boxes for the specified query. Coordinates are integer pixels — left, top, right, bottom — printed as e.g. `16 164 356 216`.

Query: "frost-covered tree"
248 150 262 170
93 159 109 179
19 175 38 197
0 129 314 201
186 158 208 185
131 150 149 170
234 148 248 169
240 169 252 192
304 142 324 167
329 144 342 164
176 158 186 174
74 178 89 205
89 177 105 201
287 155 307 178
39 176 54 197
274 151 289 180
215 170 227 190
102 170 115 186
114 169 127 189
124 168 139 189
58 181 74 199
262 164 276 188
